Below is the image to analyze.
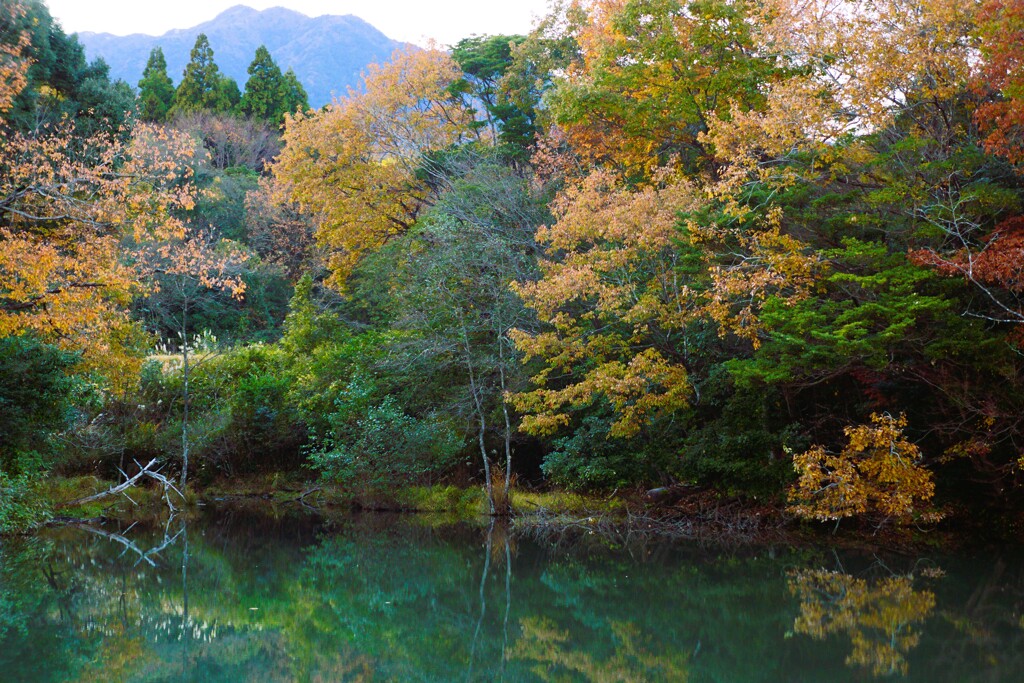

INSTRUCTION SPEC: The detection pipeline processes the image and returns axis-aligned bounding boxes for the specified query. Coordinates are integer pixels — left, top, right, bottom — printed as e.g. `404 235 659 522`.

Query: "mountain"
76 5 409 108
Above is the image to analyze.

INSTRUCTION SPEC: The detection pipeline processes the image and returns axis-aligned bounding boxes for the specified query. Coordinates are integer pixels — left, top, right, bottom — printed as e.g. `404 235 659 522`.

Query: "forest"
3 0 1024 535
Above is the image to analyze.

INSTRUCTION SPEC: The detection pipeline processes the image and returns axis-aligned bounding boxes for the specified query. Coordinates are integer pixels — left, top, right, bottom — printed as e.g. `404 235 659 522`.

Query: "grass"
32 472 636 531
512 488 631 516
195 474 632 520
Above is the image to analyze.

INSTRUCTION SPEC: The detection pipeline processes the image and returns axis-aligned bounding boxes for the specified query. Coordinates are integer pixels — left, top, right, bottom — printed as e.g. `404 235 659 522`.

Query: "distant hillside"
76 5 409 108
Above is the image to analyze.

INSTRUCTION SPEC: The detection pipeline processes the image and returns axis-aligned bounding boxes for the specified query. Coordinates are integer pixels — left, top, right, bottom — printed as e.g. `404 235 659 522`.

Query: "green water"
1 507 1022 682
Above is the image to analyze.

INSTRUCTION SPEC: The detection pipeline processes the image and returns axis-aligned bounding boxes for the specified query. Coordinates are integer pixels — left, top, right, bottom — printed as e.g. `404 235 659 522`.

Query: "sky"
45 1 553 47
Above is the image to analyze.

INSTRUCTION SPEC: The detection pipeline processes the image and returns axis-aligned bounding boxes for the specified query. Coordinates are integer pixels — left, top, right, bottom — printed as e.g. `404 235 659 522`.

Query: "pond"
1 506 1022 681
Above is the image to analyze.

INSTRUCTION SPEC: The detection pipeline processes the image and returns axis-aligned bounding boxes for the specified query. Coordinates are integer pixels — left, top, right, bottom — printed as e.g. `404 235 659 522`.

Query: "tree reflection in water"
788 568 936 676
2 509 1024 681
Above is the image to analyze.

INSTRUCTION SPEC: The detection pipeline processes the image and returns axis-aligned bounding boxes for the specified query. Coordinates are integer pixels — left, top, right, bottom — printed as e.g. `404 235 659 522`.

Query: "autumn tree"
245 178 318 279
0 0 30 116
703 0 980 203
511 170 700 440
137 226 248 490
172 110 280 172
546 0 780 179
973 0 1024 164
0 117 202 388
789 413 939 523
272 48 475 291
138 47 175 122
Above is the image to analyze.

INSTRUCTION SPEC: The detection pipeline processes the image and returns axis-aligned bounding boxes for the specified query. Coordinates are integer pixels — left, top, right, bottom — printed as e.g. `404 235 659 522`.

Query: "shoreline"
21 474 1021 554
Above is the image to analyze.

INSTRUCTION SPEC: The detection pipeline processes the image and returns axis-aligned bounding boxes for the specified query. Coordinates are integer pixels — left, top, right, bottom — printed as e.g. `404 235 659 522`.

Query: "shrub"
310 383 462 491
0 473 49 534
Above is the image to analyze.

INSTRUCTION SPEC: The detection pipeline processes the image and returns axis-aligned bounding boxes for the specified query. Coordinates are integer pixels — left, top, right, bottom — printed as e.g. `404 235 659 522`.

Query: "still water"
0 506 1022 682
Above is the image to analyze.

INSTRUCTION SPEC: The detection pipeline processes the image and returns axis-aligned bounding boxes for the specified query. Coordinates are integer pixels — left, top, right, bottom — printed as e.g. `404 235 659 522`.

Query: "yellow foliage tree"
788 569 937 677
511 165 820 438
788 413 939 522
705 0 981 203
511 170 700 438
548 0 779 179
272 48 475 291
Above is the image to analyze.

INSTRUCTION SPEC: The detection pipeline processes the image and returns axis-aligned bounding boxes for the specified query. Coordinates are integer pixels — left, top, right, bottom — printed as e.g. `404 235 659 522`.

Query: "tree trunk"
180 301 190 491
460 315 494 514
497 333 513 515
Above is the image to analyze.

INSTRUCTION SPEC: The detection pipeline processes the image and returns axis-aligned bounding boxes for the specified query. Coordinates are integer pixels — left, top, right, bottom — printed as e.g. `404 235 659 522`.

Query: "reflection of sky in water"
1 508 1023 682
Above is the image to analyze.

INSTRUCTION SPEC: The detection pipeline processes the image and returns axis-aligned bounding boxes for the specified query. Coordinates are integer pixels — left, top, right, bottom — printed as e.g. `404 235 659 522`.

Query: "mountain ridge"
76 5 409 108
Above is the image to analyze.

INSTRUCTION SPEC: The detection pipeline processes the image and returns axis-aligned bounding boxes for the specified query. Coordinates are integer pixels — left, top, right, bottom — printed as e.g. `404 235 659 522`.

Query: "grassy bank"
17 474 974 553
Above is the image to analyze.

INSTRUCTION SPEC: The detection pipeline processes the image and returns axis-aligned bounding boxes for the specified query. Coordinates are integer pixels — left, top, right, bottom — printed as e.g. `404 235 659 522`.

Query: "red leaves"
910 216 1024 293
974 0 1024 164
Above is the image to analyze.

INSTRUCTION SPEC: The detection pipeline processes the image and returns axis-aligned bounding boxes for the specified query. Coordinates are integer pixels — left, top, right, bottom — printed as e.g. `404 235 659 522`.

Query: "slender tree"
280 68 309 119
240 45 285 123
172 33 230 114
138 47 175 122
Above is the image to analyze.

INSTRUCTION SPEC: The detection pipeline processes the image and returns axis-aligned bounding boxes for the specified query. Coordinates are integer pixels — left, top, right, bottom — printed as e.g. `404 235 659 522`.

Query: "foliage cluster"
6 0 1024 529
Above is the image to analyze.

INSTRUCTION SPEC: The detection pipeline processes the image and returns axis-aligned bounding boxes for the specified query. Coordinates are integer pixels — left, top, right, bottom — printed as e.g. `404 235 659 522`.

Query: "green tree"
379 150 544 512
172 33 230 114
137 47 174 122
218 75 241 112
280 67 308 119
451 34 538 158
239 45 285 123
2 0 134 135
0 335 81 474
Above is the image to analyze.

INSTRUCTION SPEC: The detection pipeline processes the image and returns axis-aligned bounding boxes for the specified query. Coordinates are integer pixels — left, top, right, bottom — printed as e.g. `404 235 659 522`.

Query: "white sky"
46 1 553 47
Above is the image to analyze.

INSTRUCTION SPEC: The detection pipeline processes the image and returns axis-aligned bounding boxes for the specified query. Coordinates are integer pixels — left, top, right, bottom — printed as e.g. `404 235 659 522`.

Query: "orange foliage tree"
974 0 1024 164
272 48 475 291
0 0 29 115
0 112 202 388
911 215 1024 327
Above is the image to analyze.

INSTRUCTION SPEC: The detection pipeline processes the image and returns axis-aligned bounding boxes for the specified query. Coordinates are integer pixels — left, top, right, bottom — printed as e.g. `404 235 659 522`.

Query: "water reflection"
787 568 936 676
1 509 1023 681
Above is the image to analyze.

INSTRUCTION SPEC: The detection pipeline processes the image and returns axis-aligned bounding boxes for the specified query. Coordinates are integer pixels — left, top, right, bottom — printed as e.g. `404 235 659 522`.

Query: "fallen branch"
57 458 185 510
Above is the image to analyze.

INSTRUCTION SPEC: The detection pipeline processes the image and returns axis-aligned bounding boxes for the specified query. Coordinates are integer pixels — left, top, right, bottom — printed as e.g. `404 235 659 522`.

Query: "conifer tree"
240 45 285 122
137 46 174 121
172 33 229 114
280 67 309 120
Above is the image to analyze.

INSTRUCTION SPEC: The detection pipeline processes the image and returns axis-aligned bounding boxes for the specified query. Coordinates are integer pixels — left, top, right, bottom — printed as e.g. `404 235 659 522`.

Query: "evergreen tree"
280 68 309 121
172 33 229 114
137 47 175 121
240 45 285 122
3 0 135 134
218 75 241 112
